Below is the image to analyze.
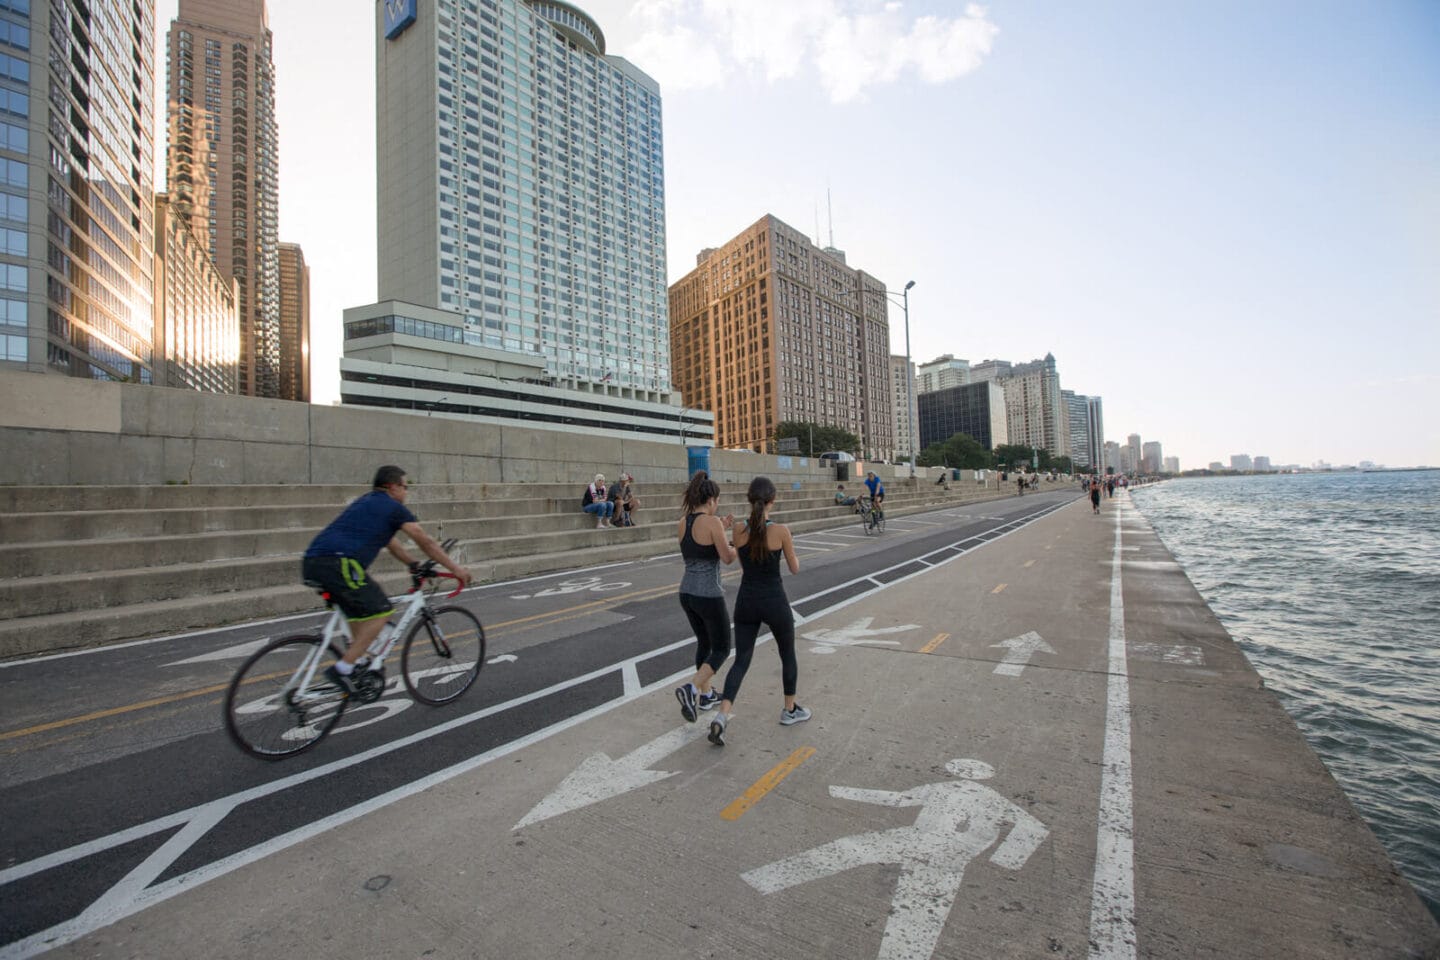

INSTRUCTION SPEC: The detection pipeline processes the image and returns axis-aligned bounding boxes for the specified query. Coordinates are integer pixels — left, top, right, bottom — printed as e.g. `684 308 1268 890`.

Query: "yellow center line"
992 583 1008 594
0 681 236 741
2 581 685 742
919 633 949 654
720 746 816 821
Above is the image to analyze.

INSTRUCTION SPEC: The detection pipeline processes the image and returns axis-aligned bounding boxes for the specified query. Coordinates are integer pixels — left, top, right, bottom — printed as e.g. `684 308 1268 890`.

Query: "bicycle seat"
302 578 336 607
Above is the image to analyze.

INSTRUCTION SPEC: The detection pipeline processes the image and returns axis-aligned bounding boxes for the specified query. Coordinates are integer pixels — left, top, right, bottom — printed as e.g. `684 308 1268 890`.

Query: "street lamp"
679 406 692 445
902 280 916 479
427 395 450 417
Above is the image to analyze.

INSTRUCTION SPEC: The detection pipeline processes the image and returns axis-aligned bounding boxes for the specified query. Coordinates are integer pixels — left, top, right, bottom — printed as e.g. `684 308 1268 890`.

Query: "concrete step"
0 489 1002 662
0 487 948 579
0 488 997 658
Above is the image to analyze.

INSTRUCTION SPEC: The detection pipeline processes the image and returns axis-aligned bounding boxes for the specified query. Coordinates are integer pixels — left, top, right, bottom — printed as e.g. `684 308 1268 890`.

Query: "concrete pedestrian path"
42 495 1439 960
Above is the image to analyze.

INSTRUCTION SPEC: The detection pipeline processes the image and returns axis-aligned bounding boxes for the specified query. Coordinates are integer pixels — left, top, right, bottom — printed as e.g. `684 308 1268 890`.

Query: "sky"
151 1 1440 469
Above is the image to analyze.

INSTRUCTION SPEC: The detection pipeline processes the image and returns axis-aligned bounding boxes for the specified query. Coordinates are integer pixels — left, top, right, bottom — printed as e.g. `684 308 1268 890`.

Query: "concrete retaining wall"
0 370 958 488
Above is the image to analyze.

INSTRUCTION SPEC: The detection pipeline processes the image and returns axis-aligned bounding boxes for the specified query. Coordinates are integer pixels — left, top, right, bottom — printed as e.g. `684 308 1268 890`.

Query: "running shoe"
779 704 812 725
708 713 728 746
675 683 698 722
698 688 722 711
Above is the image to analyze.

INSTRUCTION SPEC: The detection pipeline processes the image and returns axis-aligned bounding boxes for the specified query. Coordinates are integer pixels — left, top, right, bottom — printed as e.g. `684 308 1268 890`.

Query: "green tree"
775 421 860 457
917 433 991 470
1050 455 1073 474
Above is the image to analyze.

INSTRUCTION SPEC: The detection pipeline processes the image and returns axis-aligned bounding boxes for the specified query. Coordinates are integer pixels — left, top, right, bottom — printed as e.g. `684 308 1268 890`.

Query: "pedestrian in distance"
581 473 614 528
708 475 806 746
674 470 737 722
1090 477 1102 514
301 465 473 694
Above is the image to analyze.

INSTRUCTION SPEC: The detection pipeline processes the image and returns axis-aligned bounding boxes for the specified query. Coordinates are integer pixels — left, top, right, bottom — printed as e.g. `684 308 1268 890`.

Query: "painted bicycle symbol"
509 576 632 599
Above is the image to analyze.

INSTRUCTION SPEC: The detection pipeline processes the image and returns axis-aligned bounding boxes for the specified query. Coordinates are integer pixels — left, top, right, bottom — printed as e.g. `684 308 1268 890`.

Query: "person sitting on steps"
582 473 615 528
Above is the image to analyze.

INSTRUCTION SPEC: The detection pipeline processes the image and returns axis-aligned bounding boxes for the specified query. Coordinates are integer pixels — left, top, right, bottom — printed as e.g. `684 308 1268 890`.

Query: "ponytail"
745 476 777 562
681 469 720 513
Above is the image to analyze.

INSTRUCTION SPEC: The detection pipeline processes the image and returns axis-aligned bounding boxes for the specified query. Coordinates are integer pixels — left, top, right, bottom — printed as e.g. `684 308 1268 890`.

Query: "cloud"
627 0 999 102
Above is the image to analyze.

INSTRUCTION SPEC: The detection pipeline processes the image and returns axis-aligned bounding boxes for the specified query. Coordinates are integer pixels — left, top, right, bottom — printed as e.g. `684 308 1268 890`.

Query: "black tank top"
679 513 723 597
737 523 785 598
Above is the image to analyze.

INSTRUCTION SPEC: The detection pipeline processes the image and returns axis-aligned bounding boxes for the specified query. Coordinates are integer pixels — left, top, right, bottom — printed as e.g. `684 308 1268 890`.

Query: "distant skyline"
150 0 1440 468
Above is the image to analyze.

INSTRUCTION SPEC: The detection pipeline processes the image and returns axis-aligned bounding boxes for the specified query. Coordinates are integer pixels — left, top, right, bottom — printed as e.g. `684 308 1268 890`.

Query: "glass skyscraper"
1 0 157 382
375 0 668 394
166 0 280 398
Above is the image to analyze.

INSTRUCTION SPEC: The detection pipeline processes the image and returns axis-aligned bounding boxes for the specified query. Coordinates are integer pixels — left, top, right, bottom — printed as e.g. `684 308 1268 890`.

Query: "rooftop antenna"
826 186 835 249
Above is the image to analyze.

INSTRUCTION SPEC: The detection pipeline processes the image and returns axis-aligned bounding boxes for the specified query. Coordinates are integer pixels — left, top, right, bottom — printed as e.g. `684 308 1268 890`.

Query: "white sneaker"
780 704 812 725
596 518 604 528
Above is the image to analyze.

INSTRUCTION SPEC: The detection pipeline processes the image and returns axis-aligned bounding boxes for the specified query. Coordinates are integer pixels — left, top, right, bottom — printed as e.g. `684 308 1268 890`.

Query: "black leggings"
679 593 731 673
721 591 797 704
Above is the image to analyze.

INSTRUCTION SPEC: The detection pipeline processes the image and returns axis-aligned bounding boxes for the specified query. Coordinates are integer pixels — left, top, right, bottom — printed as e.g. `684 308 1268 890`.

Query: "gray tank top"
678 513 724 598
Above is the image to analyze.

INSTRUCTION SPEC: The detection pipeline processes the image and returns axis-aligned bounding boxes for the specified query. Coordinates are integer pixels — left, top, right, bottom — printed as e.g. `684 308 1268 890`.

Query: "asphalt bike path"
0 490 1080 956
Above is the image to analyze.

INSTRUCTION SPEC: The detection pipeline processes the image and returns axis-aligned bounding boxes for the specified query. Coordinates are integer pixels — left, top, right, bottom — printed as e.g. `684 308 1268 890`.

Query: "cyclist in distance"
302 465 473 694
863 471 885 515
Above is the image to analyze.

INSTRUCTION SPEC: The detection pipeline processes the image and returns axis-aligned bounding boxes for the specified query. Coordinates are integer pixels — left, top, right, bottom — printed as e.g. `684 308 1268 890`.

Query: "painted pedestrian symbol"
741 759 1049 960
802 616 919 654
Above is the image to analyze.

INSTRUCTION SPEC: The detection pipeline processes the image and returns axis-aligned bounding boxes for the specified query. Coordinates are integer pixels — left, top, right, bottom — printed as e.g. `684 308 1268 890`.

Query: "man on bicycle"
863 471 885 515
302 465 472 693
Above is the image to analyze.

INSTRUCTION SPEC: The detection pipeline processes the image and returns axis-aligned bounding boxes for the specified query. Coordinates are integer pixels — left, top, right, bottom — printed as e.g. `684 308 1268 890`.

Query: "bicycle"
857 496 885 535
224 540 486 760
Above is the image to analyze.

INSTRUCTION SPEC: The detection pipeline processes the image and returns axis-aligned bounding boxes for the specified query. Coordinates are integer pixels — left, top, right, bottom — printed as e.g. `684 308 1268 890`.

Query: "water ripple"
1132 471 1440 920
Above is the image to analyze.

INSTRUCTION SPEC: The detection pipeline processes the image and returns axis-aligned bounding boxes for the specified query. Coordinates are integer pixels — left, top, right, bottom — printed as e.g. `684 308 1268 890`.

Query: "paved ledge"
43 495 1439 959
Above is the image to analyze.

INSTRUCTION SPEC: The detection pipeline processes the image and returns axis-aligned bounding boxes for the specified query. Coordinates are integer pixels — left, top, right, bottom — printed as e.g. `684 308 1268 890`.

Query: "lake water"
1129 471 1440 919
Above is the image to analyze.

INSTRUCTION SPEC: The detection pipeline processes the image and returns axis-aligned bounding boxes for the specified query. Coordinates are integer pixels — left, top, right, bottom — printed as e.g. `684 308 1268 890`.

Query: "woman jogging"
673 471 737 721
1090 477 1102 514
708 476 807 746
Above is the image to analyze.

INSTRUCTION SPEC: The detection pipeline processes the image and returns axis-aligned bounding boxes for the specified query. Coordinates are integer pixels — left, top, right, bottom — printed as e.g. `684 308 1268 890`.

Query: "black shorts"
301 556 394 622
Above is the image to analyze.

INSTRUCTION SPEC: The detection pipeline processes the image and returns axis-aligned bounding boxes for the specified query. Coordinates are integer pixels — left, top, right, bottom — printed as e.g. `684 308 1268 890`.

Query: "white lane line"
1088 497 1137 959
0 499 1076 957
797 539 850 548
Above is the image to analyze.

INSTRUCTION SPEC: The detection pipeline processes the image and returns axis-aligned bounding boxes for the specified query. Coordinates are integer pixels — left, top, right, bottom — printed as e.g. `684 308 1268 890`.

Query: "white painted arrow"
802 616 920 654
487 654 518 664
990 631 1055 676
165 638 269 666
514 724 708 829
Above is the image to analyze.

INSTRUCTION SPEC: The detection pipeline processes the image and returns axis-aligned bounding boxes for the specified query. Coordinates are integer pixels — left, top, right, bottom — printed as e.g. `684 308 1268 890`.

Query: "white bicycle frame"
286 586 435 706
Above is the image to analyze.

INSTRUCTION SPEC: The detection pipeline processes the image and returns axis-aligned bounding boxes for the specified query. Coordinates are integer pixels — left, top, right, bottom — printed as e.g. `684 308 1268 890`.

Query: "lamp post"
679 406 691 445
427 395 449 417
902 280 916 479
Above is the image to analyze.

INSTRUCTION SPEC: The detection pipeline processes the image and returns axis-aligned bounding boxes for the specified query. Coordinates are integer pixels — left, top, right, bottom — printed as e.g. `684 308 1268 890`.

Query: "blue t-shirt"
864 476 884 498
304 490 418 568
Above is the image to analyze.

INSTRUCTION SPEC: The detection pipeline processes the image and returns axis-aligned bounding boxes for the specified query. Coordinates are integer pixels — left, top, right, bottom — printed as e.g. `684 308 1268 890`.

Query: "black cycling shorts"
301 556 394 622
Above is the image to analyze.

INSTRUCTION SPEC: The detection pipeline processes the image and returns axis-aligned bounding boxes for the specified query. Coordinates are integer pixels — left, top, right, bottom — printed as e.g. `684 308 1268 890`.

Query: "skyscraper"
277 241 309 402
1064 389 1090 469
1085 396 1104 473
890 355 916 462
374 0 667 394
916 354 969 395
917 380 1007 453
154 193 240 393
166 0 280 398
1000 354 1066 458
1142 440 1162 475
3 0 157 382
1127 433 1142 474
669 214 893 457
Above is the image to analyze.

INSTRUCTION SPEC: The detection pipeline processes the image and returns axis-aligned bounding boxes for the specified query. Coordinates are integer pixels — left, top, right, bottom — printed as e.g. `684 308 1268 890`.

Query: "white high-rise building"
916 354 969 395
1085 397 1104 472
374 0 668 394
890 354 917 462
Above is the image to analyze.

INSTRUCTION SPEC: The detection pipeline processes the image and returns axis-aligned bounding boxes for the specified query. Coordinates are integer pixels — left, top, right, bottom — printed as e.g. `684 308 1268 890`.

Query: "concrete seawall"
0 369 975 488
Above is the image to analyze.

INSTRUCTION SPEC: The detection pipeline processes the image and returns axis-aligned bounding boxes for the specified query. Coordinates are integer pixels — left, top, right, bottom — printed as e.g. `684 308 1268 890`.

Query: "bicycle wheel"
225 634 349 760
402 604 486 705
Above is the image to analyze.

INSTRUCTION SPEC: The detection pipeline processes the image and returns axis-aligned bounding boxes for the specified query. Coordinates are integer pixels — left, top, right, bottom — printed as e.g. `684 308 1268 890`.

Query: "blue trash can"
686 446 710 478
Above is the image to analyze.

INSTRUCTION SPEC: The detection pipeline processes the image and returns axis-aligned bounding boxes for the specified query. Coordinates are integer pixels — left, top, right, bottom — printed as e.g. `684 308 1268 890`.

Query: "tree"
775 421 860 457
917 433 991 470
993 444 1037 470
1050 456 1073 475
